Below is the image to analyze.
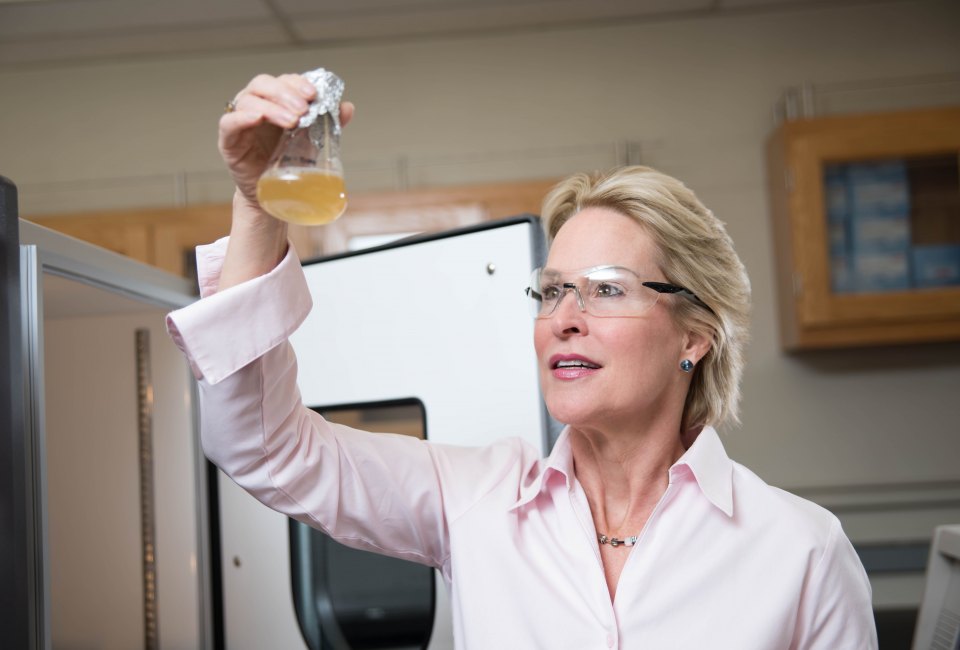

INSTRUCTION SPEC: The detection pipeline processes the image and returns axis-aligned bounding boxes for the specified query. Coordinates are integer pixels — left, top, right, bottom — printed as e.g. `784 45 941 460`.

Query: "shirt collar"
509 425 734 517
672 426 734 517
508 428 575 511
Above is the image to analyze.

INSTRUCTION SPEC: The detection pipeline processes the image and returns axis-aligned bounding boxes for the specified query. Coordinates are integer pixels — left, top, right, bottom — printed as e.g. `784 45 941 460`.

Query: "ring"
224 99 237 114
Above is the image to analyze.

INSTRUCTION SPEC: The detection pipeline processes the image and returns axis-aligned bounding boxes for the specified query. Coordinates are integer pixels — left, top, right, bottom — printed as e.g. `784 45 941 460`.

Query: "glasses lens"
528 266 660 318
584 267 658 316
526 268 549 318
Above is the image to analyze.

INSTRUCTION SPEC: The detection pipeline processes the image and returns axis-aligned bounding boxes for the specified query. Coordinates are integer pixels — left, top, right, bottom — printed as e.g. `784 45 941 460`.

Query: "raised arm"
166 73 540 574
214 73 354 289
164 74 474 566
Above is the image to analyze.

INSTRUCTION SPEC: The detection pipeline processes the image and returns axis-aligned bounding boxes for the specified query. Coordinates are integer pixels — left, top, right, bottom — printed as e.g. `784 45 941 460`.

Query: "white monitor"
913 524 960 650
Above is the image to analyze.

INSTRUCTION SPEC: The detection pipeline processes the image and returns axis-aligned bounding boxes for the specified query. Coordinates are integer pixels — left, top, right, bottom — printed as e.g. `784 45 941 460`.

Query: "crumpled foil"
298 68 345 134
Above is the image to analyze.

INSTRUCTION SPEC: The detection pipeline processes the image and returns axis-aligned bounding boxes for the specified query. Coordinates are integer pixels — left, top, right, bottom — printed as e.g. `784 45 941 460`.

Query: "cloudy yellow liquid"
256 169 347 225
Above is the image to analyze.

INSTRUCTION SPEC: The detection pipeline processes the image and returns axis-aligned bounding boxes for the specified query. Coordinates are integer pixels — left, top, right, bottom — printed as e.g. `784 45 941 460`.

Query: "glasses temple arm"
642 282 715 315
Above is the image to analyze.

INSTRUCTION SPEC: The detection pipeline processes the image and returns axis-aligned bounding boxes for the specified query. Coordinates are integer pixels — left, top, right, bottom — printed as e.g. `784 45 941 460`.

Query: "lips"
549 354 602 379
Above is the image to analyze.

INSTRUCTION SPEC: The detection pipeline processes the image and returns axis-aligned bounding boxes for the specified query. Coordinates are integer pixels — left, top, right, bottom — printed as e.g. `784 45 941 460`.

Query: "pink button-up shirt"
167 238 877 649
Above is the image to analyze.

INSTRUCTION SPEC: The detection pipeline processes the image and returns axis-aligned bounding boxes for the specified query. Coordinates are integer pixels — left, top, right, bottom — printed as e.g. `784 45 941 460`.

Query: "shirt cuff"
165 237 313 384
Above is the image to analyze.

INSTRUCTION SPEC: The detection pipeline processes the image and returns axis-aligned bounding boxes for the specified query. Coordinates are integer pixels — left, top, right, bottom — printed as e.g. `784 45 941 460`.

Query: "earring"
680 359 694 373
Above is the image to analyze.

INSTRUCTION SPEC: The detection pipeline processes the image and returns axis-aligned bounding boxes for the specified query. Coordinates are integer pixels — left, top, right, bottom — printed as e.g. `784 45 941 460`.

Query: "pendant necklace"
597 533 638 548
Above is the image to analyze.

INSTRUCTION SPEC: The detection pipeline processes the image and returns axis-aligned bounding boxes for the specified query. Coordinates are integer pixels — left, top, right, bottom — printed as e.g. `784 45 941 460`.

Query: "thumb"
340 102 355 128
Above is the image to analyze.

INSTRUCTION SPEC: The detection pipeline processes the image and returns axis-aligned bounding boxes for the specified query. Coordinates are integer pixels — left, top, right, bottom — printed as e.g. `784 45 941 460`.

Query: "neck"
570 421 686 537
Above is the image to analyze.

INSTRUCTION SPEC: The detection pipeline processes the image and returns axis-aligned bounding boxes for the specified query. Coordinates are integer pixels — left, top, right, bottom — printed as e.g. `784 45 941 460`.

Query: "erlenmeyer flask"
256 69 347 226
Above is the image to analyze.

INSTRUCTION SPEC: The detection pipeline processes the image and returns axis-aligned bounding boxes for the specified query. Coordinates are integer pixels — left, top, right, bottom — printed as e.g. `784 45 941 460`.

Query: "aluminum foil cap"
298 68 345 133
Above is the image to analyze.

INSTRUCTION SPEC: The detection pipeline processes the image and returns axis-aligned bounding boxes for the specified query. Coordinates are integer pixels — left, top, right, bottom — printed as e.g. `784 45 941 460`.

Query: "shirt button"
606 633 615 647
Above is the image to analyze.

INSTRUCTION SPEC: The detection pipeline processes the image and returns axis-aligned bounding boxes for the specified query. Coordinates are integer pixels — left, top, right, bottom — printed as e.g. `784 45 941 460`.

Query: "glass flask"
256 69 347 226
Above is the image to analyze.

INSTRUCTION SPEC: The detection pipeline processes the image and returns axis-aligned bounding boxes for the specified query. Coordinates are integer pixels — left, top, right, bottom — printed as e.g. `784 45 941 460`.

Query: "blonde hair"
541 166 751 431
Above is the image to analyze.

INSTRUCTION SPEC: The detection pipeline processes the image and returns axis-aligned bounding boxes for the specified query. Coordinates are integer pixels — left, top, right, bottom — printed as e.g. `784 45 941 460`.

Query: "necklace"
597 533 638 548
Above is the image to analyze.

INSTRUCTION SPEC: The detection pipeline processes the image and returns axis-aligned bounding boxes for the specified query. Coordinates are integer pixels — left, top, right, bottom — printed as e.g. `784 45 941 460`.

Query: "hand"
218 73 355 206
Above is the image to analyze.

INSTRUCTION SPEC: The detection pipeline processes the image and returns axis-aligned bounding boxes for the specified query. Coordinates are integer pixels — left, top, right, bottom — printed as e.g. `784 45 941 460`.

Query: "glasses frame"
525 265 715 319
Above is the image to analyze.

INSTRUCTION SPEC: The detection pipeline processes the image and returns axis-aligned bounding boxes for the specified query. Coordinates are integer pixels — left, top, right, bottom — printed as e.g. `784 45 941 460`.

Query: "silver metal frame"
189 376 215 648
19 220 193 310
19 244 49 650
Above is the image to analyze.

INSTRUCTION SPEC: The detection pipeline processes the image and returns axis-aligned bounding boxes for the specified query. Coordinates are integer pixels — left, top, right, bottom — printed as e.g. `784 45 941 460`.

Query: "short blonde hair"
540 166 751 432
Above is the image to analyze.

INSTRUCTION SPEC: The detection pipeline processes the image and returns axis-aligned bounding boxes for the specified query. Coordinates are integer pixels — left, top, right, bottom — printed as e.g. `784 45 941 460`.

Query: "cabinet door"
768 107 960 349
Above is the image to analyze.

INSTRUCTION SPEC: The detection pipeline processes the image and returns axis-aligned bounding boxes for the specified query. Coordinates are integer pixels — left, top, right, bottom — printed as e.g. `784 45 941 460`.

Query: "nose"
550 284 588 336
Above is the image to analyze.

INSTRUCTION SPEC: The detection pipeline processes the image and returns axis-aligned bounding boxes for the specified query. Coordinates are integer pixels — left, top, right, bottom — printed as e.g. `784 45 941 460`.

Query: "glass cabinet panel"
824 154 960 294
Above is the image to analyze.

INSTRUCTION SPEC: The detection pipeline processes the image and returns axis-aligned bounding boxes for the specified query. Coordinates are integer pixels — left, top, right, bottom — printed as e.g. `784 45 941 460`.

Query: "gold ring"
224 99 237 114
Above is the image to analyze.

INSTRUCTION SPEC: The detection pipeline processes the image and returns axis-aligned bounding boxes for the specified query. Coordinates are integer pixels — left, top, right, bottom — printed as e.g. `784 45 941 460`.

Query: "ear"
681 326 713 367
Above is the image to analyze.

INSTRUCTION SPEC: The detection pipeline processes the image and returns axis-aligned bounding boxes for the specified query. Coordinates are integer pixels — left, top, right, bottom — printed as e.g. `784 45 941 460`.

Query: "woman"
167 73 877 648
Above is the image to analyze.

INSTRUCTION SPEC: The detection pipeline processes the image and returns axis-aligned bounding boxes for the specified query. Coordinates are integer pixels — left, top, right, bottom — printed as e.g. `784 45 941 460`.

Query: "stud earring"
680 359 694 373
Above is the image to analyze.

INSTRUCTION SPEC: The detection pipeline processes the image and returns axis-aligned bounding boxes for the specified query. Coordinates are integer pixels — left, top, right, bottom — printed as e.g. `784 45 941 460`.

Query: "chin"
544 399 600 429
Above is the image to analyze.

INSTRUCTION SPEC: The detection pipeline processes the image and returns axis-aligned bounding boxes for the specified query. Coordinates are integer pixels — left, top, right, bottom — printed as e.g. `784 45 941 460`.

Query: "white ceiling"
0 0 866 68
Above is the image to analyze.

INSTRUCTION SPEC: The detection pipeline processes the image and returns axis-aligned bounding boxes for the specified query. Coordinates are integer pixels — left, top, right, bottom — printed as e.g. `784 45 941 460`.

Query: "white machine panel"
297 219 545 446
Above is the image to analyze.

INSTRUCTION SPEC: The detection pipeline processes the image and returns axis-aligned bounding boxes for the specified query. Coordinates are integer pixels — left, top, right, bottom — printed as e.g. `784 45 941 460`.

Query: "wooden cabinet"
766 106 960 350
26 178 557 286
26 204 233 282
312 179 556 256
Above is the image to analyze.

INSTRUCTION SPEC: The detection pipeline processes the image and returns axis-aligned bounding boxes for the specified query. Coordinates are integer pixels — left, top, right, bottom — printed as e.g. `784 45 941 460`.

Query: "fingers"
234 74 317 128
222 73 355 147
280 73 317 99
247 73 314 102
236 92 302 129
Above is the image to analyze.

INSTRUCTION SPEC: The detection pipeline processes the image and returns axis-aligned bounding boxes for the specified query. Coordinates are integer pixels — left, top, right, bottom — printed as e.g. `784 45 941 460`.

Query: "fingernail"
281 111 298 125
299 83 315 97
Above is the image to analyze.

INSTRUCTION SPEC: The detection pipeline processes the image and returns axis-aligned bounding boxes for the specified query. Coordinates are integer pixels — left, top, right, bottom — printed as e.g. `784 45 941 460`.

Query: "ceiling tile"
276 0 496 11
0 0 271 39
0 0 733 67
0 21 289 66
289 0 714 42
718 0 860 7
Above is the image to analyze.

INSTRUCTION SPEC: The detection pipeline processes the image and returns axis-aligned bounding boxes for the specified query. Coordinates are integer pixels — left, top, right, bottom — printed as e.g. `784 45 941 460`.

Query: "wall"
4 0 960 609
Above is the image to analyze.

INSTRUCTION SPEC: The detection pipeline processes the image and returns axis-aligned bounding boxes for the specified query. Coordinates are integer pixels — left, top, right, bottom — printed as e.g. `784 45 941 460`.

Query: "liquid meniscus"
256 169 348 226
